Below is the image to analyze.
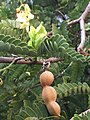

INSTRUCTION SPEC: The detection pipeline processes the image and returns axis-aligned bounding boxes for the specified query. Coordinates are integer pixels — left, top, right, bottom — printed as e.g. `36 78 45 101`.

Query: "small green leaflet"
28 22 47 52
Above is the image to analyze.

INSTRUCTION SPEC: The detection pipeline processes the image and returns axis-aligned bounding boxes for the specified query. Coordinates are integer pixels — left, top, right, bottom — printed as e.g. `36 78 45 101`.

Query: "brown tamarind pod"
46 101 61 116
42 86 57 103
40 70 54 87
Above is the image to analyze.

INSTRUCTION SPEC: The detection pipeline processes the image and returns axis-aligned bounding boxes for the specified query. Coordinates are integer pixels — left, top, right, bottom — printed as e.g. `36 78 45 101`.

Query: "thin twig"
80 50 90 56
68 18 80 26
70 109 90 120
56 10 67 20
55 62 73 79
77 19 86 51
0 57 23 72
79 109 90 116
68 2 90 52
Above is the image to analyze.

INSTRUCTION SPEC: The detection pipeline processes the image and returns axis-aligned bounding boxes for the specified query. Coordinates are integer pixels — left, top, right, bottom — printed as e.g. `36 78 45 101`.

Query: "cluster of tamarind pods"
40 70 61 116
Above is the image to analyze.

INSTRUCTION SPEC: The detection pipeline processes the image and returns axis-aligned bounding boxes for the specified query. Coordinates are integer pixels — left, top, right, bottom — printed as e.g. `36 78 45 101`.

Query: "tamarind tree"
0 0 90 120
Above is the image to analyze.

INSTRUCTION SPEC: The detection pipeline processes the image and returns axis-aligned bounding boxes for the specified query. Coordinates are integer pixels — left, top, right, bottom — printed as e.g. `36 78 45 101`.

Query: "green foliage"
54 82 90 99
0 0 18 20
15 101 48 120
28 22 47 52
39 34 89 62
0 34 35 56
72 112 90 120
0 0 90 120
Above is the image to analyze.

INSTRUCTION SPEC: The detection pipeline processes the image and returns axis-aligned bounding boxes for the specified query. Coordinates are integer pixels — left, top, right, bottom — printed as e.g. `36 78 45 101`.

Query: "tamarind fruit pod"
42 86 57 103
46 101 61 116
40 70 54 87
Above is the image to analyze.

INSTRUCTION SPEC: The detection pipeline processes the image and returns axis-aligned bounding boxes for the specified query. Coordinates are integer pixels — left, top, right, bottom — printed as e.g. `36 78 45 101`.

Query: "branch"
79 109 90 116
68 18 80 26
0 57 23 72
78 19 85 51
70 109 90 120
0 57 64 65
68 2 90 52
80 51 90 56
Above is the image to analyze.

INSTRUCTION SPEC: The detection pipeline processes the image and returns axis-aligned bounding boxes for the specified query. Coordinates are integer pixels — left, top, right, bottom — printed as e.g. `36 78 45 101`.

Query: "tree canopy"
0 0 90 120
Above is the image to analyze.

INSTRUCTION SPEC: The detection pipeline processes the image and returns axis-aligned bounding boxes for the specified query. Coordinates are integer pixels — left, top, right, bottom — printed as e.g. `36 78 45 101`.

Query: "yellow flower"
27 12 34 20
16 8 20 13
16 4 24 13
16 11 26 22
24 4 30 14
16 3 34 32
20 22 30 32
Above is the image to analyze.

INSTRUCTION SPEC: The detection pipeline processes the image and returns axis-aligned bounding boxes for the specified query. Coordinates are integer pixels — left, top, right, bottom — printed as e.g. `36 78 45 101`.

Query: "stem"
55 62 73 79
79 109 90 116
68 2 90 52
39 116 60 120
68 18 80 26
0 57 23 72
0 57 64 65
81 2 90 19
70 108 90 120
77 19 85 51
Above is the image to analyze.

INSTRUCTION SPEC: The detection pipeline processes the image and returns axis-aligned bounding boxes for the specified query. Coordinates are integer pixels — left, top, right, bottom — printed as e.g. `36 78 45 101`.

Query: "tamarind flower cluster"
40 70 61 116
16 3 34 32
